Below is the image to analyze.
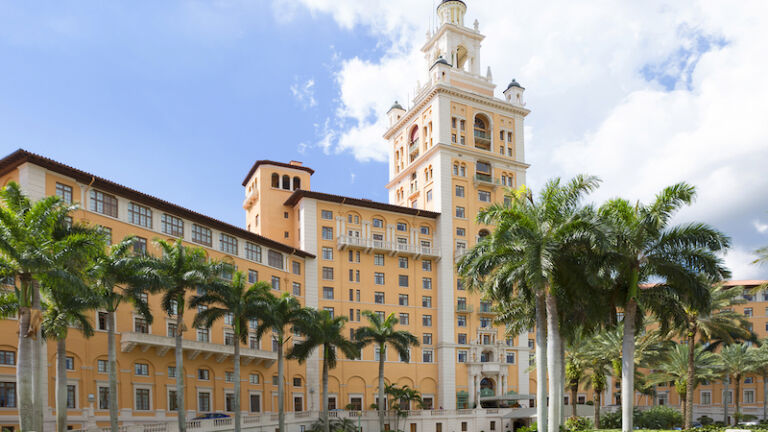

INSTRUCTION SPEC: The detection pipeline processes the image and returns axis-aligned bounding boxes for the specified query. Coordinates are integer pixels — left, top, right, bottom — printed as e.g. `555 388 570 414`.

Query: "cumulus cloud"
290 77 317 109
755 220 768 235
278 0 768 279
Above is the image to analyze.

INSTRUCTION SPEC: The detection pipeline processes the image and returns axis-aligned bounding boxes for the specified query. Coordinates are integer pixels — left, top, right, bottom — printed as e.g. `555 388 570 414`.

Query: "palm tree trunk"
278 341 286 432
621 298 637 432
685 329 696 429
17 305 34 431
234 339 241 432
735 374 741 424
378 344 386 432
56 338 68 432
535 291 548 432
571 385 577 419
680 393 686 428
763 373 767 422
32 283 45 432
594 391 601 429
176 314 186 432
322 347 329 432
545 291 562 432
108 310 119 432
723 377 729 425
560 342 566 424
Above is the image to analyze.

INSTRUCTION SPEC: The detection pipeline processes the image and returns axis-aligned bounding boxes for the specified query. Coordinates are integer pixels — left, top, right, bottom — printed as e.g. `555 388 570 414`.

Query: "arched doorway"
480 377 495 398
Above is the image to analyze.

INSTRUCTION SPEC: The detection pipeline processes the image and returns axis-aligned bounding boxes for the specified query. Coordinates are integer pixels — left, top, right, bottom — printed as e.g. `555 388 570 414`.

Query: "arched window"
292 176 301 191
410 126 419 143
281 175 290 190
271 173 279 188
478 229 490 240
456 45 468 70
474 116 486 130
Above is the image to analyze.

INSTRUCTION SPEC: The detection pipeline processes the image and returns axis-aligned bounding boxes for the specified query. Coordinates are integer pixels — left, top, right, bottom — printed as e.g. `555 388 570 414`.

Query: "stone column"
468 373 475 408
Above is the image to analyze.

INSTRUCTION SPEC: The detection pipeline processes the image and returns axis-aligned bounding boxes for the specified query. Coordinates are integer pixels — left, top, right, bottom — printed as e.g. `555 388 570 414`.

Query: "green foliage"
564 417 594 431
517 422 537 432
635 406 683 430
697 415 714 425
307 418 358 432
598 410 622 429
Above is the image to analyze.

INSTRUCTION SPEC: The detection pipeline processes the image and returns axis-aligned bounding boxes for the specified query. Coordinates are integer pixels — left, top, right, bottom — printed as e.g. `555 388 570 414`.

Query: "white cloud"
280 0 768 279
755 220 768 235
290 77 317 109
722 247 764 281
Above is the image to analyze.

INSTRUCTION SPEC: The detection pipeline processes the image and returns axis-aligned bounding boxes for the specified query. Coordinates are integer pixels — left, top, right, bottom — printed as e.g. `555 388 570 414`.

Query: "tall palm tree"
659 279 754 428
458 175 603 432
89 236 151 432
289 309 359 432
0 182 103 431
646 344 723 423
582 352 611 429
142 239 221 432
752 341 768 421
565 330 590 419
191 272 270 432
719 343 759 425
254 292 312 432
597 183 731 432
42 288 98 432
354 311 419 432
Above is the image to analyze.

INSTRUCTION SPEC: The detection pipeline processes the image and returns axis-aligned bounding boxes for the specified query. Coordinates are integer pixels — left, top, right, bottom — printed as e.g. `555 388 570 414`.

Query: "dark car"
193 413 230 420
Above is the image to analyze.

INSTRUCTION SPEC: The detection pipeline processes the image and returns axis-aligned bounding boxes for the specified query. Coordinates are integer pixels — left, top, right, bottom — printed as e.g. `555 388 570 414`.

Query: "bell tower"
436 0 467 27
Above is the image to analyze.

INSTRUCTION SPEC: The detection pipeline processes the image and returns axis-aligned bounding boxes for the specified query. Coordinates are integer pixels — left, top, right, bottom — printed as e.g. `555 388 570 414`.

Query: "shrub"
518 422 537 432
585 401 594 406
598 410 622 429
698 415 714 426
635 406 683 429
564 416 594 431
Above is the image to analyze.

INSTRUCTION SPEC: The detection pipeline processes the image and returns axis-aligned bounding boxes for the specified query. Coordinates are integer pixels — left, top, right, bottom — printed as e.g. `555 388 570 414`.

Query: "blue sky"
1 1 766 278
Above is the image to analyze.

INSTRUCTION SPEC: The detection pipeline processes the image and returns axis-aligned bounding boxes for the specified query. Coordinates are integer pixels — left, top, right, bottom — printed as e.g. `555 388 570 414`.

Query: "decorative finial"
473 19 479 31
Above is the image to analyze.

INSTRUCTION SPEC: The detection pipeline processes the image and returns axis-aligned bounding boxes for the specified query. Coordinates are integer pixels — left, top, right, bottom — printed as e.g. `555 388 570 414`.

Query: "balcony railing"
409 139 419 154
120 332 277 366
456 304 474 313
337 235 440 258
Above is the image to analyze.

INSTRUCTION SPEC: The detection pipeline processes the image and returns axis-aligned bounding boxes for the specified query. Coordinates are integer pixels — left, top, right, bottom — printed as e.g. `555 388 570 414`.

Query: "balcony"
409 139 419 155
242 189 258 209
478 303 496 315
120 332 277 366
474 130 491 150
456 304 474 313
474 173 501 188
337 235 440 259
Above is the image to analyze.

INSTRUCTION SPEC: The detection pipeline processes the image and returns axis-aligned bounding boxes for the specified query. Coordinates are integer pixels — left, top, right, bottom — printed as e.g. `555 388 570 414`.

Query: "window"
374 254 385 266
423 315 432 326
56 183 73 204
271 276 280 291
98 386 109 410
506 352 516 364
479 191 491 202
457 333 468 345
456 207 465 218
480 318 491 328
323 287 334 300
422 296 432 308
224 331 235 346
322 227 334 240
457 350 467 363
423 349 433 363
198 391 211 412
348 269 360 282
161 214 184 237
293 377 302 387
220 233 238 254
375 292 385 304
97 359 108 373
66 384 77 409
399 257 409 269
135 363 149 376
168 390 178 411
128 203 152 228
321 210 333 220
398 275 408 287
322 267 334 280
422 277 432 290
372 218 384 228
134 317 149 334
167 366 176 378
90 190 118 217
0 351 15 365
197 328 210 343
322 247 334 260
245 269 258 284
191 224 212 246
225 371 235 383
250 394 261 413
399 313 409 325
745 308 753 317
399 294 409 306
422 260 432 271
701 391 712 405
292 282 301 296
745 389 755 404
268 250 284 269
65 356 74 370
426 190 433 201
455 185 465 197
457 315 466 327
249 374 260 384
452 117 457 128
457 278 465 290
476 161 491 174
397 222 407 232
374 273 385 285
198 369 210 380
245 242 262 262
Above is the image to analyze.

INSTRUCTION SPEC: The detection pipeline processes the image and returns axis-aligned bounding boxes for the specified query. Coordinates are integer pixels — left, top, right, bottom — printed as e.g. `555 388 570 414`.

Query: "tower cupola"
503 79 526 107
387 101 406 126
437 0 467 27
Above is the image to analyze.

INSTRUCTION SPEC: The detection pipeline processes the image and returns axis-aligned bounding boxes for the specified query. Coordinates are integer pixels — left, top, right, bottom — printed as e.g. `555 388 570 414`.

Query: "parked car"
193 413 230 420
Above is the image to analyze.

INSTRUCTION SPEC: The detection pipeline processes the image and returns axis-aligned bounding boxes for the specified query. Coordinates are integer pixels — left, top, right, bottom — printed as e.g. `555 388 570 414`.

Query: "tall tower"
384 0 530 410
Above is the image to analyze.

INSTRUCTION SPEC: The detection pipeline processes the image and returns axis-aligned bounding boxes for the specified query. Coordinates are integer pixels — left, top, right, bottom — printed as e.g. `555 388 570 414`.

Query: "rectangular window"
245 242 262 262
458 350 467 363
423 333 432 345
745 390 755 404
479 190 491 202
452 134 457 143
267 250 284 269
168 390 178 411
292 282 301 296
399 313 409 325
134 317 149 334
322 267 334 280
374 273 385 285
324 307 334 318
98 386 109 410
452 117 457 128
422 315 432 326
161 214 184 237
398 294 409 306
375 292 385 304
506 352 516 364
198 369 210 380
457 315 466 327
90 190 118 218
374 254 385 266
250 394 261 413
398 275 408 287
323 287 334 300
426 190 433 201
0 351 15 365
321 210 333 220
167 366 176 378
224 332 235 346
197 328 210 343
292 261 301 275
422 277 432 290
701 391 712 405
56 183 73 204
128 202 153 228
456 227 466 236
422 260 432 271
458 333 467 344
744 308 753 317
65 356 75 370
247 269 258 284
455 185 465 197
97 359 108 373
422 296 432 308
135 388 150 411
220 233 238 254
322 227 334 240
456 206 465 218
271 276 280 291
397 222 407 231
67 385 76 409
249 374 260 384
372 218 384 228
192 224 212 246
476 161 491 174
322 247 334 260
198 392 211 412
423 349 433 363
134 363 149 376
399 257 409 269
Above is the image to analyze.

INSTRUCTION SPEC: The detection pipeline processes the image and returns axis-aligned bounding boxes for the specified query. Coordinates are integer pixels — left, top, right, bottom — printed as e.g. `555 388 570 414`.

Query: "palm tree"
191 272 270 432
289 309 359 432
89 236 151 432
719 343 759 425
597 183 731 432
660 279 754 428
254 292 312 432
582 352 611 429
752 341 768 421
458 175 603 432
385 384 423 432
0 182 103 431
42 288 98 432
565 330 590 419
355 311 419 432
142 239 221 432
646 344 723 423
